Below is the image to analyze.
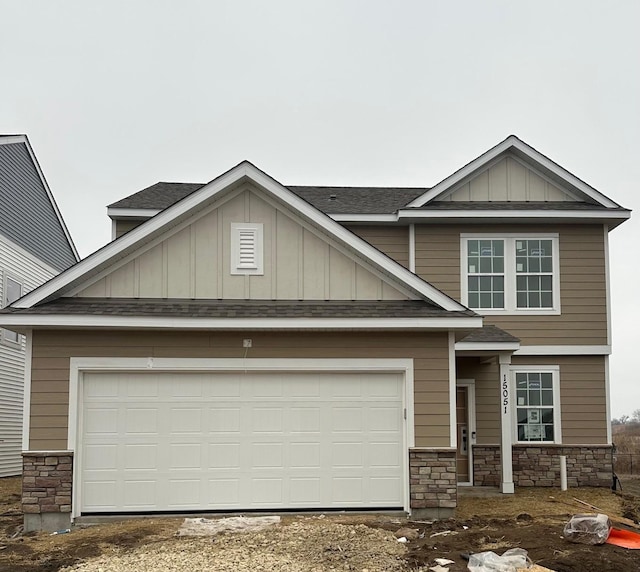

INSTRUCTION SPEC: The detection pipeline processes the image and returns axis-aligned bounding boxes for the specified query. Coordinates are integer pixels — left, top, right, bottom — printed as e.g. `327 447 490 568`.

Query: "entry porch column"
498 352 514 494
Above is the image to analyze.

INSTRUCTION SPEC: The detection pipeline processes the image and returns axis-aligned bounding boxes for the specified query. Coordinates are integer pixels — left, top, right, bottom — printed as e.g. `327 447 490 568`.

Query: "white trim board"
21 330 33 451
68 357 415 519
406 135 622 209
0 314 483 331
14 162 467 313
515 345 611 356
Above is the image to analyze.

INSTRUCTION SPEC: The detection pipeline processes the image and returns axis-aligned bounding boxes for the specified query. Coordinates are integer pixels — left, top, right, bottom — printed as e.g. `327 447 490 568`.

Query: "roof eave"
0 314 484 332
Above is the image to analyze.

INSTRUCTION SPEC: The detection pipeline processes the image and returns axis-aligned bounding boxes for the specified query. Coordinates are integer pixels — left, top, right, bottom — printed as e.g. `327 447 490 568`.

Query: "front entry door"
456 380 476 485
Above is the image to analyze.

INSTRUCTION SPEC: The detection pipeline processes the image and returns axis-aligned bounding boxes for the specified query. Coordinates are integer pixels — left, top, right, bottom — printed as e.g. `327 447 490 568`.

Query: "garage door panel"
80 371 404 513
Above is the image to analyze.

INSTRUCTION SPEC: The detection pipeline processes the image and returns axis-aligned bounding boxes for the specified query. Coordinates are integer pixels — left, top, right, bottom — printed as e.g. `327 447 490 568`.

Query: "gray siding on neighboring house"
0 142 76 272
0 236 57 476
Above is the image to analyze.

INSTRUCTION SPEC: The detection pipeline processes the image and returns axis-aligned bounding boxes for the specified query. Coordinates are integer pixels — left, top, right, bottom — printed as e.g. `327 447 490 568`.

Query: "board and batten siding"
441 156 576 203
29 330 450 451
0 236 57 476
344 225 410 269
77 186 407 301
415 224 608 346
457 355 608 446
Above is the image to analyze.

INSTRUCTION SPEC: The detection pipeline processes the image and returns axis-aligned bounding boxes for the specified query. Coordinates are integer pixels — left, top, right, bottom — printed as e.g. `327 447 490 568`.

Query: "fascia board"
397 209 631 222
0 314 484 330
329 214 399 223
245 167 468 312
455 341 520 352
407 136 621 209
107 207 161 219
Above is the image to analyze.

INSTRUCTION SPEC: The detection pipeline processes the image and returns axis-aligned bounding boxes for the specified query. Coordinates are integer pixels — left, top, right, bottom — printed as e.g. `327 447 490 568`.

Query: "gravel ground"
59 518 414 572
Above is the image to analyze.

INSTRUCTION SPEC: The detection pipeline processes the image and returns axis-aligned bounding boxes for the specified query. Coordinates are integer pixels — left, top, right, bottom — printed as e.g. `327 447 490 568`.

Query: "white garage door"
80 370 405 513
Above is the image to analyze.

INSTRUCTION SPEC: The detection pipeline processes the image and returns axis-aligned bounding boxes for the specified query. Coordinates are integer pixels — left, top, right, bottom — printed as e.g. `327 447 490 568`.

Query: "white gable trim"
15 162 468 312
406 136 621 209
1 135 80 262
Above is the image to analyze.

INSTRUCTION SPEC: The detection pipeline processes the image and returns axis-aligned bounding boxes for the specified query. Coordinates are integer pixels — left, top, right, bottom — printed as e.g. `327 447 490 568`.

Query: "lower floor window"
515 371 556 442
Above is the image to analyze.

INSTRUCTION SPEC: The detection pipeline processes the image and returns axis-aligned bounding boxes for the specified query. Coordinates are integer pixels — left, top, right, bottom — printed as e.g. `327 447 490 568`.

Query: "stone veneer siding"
409 448 457 518
22 452 73 532
473 444 612 487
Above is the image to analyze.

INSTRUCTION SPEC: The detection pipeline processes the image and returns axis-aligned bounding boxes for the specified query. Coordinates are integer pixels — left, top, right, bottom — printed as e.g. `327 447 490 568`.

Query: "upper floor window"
3 275 22 344
461 234 560 315
230 223 264 275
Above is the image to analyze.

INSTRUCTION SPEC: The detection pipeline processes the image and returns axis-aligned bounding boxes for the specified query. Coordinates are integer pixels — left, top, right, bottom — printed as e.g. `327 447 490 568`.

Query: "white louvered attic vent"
231 223 264 275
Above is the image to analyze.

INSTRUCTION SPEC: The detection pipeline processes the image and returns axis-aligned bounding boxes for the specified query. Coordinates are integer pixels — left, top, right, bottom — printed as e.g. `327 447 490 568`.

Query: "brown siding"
457 355 607 447
114 219 146 238
345 225 410 269
29 330 450 451
416 224 607 346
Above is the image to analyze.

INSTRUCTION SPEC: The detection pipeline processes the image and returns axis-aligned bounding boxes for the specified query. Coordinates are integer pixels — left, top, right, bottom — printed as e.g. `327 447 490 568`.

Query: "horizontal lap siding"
457 355 607 446
30 330 450 451
416 224 607 346
512 355 607 445
345 225 410 269
457 358 500 444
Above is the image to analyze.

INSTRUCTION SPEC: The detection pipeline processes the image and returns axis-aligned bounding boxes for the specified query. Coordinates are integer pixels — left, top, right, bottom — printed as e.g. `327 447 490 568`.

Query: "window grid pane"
516 371 554 442
515 239 553 309
467 240 504 309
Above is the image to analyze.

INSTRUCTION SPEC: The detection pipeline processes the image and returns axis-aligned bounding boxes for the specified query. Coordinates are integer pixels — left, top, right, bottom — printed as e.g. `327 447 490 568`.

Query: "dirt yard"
1 476 639 572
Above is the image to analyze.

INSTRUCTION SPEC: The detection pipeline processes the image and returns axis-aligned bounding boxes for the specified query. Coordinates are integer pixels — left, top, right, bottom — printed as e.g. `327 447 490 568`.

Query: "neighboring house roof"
0 135 79 271
11 161 474 319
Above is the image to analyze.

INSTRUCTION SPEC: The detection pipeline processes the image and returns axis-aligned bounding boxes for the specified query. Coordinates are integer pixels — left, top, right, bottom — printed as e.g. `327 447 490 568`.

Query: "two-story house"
0 135 78 478
0 136 629 531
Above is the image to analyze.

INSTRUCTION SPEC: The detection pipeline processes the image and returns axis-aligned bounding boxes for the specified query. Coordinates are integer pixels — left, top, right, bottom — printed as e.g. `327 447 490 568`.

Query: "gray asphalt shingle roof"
108 182 627 216
458 324 520 343
2 298 477 319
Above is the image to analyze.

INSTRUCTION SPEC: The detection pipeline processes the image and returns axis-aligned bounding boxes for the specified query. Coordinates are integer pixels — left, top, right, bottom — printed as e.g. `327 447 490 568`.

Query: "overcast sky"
1 1 638 417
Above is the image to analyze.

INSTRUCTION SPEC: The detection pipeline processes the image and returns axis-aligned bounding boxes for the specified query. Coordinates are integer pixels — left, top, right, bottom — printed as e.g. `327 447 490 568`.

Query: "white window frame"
460 233 560 315
3 273 23 345
230 222 264 275
510 365 562 444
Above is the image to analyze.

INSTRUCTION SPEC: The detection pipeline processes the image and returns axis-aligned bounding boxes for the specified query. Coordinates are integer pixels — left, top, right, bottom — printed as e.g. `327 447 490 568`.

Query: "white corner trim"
0 314 484 331
515 345 611 356
448 332 457 449
605 355 612 445
603 226 611 347
409 224 416 273
21 329 33 450
406 136 622 209
15 162 468 312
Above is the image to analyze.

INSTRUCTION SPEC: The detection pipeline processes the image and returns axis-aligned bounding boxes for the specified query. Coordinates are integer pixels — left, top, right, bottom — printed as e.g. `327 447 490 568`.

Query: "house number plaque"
502 374 509 414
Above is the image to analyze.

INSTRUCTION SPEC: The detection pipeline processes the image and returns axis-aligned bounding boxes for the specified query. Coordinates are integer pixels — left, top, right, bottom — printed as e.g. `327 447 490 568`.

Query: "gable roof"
106 136 630 230
0 135 79 270
406 135 623 209
14 161 471 314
